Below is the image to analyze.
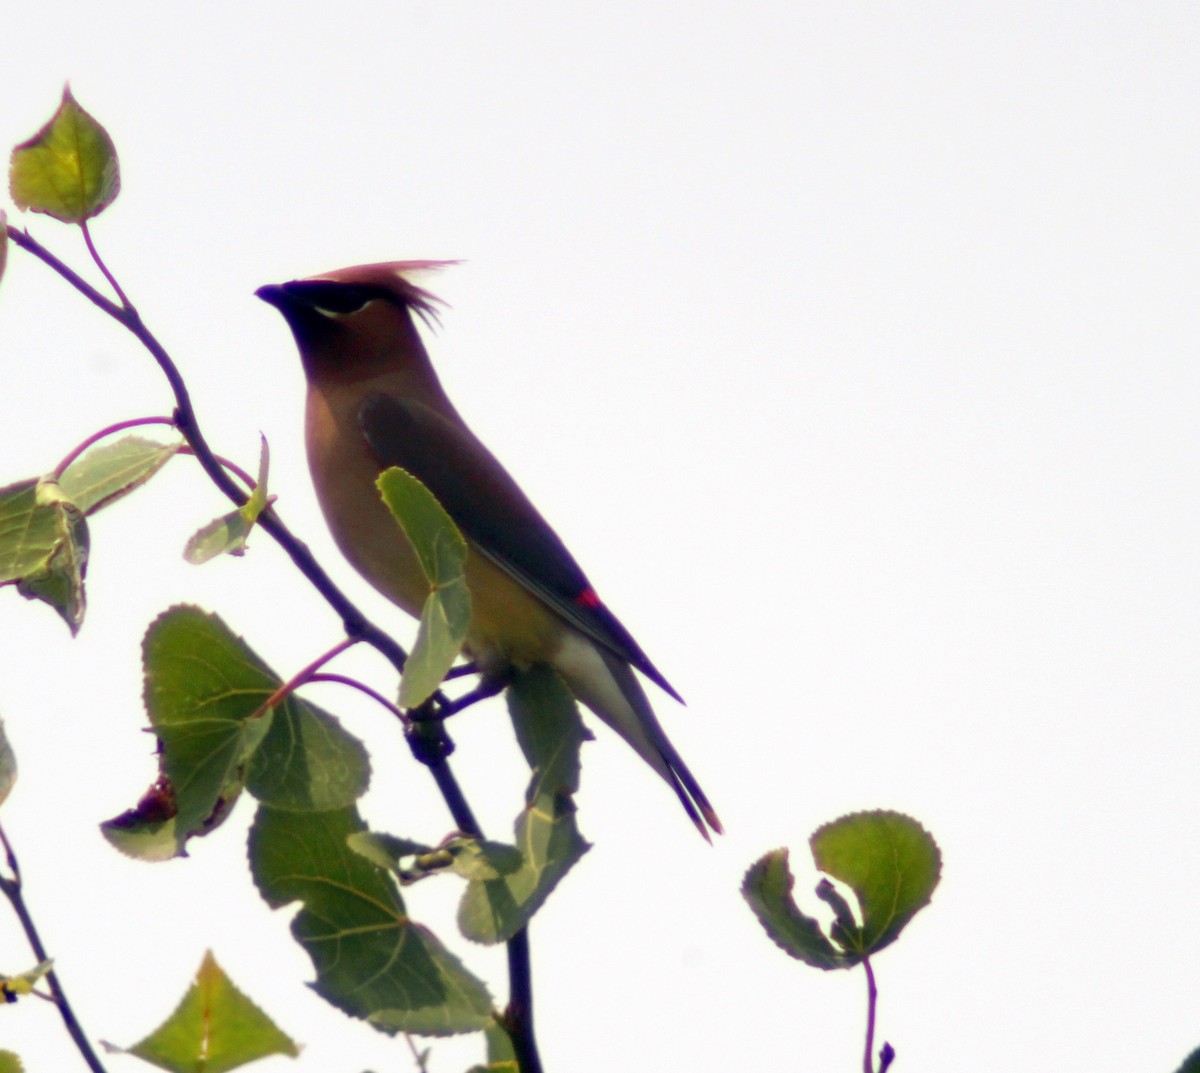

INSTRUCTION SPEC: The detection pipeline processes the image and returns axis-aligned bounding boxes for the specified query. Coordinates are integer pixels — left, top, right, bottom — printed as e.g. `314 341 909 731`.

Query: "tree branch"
0 823 109 1073
504 929 543 1073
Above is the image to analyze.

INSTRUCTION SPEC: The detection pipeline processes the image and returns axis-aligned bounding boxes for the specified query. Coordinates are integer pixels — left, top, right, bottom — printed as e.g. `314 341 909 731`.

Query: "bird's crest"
306 260 460 328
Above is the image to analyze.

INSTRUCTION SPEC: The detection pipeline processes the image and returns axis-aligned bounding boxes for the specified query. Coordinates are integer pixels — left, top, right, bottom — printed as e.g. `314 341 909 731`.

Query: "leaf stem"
252 638 360 718
177 446 257 492
52 415 177 478
0 822 110 1073
403 1033 431 1072
80 220 131 309
863 955 878 1073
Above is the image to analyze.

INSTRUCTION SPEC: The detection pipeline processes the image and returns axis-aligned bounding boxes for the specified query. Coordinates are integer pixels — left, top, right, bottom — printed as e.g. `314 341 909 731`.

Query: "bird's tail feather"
588 648 722 840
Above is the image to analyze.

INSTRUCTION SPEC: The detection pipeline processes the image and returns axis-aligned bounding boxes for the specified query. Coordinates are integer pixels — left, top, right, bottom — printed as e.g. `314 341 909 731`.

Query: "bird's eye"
283 281 381 317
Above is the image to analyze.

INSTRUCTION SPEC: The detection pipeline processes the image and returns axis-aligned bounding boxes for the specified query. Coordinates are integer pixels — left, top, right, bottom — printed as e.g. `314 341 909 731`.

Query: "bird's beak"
255 283 289 309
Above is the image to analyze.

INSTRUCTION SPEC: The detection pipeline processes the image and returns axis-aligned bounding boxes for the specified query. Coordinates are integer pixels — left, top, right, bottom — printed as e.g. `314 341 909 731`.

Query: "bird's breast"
306 384 431 618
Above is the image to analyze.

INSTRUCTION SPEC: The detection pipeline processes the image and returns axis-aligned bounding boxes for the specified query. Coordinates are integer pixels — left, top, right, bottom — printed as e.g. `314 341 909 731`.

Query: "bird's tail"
553 634 721 840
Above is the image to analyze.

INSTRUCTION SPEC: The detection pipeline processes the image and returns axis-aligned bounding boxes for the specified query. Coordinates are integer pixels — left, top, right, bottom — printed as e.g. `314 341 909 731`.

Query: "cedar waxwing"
257 263 720 838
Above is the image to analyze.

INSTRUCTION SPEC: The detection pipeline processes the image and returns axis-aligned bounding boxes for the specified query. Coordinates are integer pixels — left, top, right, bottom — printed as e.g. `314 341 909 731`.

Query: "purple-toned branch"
0 823 109 1073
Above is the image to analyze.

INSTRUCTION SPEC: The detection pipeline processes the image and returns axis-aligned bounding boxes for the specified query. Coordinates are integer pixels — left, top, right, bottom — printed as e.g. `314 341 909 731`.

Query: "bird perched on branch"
258 262 719 838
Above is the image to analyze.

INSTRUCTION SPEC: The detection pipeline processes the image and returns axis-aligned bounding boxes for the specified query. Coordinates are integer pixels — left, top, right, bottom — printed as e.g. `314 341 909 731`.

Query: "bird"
257 262 720 839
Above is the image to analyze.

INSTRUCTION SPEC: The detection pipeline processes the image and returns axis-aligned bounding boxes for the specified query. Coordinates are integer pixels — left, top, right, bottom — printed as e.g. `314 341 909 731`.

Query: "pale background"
1 4 1198 1071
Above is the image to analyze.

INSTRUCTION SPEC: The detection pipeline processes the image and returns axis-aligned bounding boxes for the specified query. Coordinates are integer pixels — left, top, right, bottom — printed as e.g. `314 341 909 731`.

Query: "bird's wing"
358 391 682 703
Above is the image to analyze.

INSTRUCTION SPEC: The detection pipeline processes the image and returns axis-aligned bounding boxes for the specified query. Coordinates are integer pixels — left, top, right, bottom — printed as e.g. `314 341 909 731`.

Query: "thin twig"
863 955 878 1073
306 673 409 724
438 675 507 717
0 823 109 1073
443 662 480 680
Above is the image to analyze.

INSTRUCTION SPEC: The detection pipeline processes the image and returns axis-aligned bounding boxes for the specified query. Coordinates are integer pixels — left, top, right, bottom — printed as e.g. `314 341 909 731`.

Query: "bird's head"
257 261 454 382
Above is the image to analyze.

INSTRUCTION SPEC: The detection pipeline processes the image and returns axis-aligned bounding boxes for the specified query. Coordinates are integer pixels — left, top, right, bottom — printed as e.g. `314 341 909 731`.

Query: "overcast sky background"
1 4 1198 1071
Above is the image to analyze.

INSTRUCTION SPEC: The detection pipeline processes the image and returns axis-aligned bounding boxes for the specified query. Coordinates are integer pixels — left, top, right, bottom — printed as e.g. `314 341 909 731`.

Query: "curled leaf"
742 849 847 970
184 436 273 563
0 479 90 633
744 811 941 968
101 606 369 860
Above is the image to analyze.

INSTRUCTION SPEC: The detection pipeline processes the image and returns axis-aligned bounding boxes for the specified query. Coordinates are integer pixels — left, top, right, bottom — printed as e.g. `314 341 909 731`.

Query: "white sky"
1 4 1198 1071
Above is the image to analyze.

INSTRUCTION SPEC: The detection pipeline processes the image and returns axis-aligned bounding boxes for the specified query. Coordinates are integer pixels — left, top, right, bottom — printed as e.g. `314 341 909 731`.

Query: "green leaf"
742 849 848 970
9 86 120 222
59 434 181 515
346 831 436 876
100 607 368 859
402 575 471 707
445 839 523 883
246 691 370 813
810 810 941 957
376 467 467 587
100 793 183 863
376 467 470 708
242 436 272 521
348 832 522 886
745 813 941 970
249 804 493 1036
182 510 254 564
184 437 272 564
458 667 590 944
485 1020 518 1063
465 1021 520 1072
0 959 53 999
0 1051 23 1073
136 607 272 851
0 479 90 633
126 951 298 1073
0 481 47 582
0 438 177 630
0 716 16 808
